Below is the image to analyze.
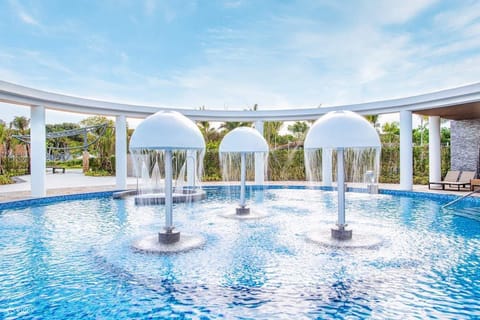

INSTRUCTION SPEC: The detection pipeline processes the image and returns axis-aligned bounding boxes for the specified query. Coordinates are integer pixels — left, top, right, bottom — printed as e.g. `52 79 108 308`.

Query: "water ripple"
0 190 479 319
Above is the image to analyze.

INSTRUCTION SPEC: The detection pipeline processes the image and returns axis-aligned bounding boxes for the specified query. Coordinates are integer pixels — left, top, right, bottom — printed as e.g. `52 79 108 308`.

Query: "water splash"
304 147 381 189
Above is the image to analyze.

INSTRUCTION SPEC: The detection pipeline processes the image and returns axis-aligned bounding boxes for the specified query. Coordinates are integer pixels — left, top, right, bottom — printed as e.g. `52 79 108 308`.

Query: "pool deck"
0 168 476 203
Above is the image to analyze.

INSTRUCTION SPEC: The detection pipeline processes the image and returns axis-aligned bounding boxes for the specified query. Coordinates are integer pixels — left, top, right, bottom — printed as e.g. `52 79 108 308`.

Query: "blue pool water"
0 187 479 319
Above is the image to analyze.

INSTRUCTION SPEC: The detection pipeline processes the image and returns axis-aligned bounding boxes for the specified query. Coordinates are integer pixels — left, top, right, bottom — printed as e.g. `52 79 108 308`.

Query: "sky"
0 0 479 128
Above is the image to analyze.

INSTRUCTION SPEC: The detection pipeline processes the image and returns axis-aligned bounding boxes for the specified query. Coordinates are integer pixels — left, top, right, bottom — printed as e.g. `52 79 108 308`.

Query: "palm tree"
364 115 380 132
264 121 283 148
219 121 252 133
381 122 400 144
287 121 309 141
0 121 6 174
11 116 31 173
197 121 219 143
419 115 428 146
81 116 115 173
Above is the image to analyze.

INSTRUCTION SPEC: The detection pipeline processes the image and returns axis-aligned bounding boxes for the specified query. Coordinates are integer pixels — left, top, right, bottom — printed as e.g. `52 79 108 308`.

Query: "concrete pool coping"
0 168 478 204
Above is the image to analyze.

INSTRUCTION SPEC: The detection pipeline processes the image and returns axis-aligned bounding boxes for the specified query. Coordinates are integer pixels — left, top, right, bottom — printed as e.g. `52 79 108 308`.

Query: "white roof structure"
2 80 480 120
304 111 381 149
130 111 205 151
219 127 269 153
1 79 480 197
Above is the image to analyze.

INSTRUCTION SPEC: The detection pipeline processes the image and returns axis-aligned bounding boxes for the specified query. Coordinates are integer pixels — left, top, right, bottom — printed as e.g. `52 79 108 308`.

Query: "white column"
115 115 127 189
30 105 46 197
322 148 333 186
429 116 441 183
186 150 196 187
400 110 413 190
254 120 265 184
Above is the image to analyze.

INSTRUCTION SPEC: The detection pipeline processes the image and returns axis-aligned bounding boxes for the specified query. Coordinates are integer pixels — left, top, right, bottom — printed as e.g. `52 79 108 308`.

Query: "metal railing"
442 188 480 209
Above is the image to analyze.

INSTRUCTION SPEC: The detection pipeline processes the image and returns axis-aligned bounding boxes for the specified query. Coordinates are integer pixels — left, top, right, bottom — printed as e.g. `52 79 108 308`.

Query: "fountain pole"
236 152 250 215
240 152 246 207
165 150 173 229
159 149 180 243
337 147 345 225
332 147 352 240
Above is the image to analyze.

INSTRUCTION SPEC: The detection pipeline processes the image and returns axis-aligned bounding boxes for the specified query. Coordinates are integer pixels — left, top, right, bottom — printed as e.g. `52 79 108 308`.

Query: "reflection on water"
0 188 479 319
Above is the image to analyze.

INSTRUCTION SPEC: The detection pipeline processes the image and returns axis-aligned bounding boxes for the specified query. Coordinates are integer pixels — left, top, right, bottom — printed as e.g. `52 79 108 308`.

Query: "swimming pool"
0 187 479 319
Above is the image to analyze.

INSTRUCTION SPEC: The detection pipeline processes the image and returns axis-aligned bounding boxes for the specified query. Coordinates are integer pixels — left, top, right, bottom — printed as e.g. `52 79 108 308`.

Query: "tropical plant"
219 121 252 133
0 121 6 175
197 121 220 143
381 122 400 144
11 116 31 173
364 115 380 131
80 116 116 174
287 121 309 141
264 121 283 148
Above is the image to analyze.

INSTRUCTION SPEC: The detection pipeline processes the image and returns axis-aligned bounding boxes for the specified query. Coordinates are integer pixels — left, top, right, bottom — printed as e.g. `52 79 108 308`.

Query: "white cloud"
19 11 38 25
224 0 243 8
144 0 156 15
8 0 40 26
1 0 479 122
434 1 480 30
22 51 74 75
365 0 438 25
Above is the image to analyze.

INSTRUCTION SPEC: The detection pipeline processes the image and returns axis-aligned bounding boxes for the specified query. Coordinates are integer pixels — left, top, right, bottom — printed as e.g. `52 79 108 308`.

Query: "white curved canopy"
219 127 269 153
304 111 381 149
2 80 480 121
130 111 205 151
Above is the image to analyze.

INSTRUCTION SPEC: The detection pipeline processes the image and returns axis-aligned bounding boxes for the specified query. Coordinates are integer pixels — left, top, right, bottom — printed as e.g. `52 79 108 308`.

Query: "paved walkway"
0 169 139 202
0 169 475 203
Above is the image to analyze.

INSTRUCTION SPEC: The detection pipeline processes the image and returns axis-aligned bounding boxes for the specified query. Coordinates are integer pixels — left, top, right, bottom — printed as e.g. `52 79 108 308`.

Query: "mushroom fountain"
304 110 381 242
219 127 269 219
129 111 206 252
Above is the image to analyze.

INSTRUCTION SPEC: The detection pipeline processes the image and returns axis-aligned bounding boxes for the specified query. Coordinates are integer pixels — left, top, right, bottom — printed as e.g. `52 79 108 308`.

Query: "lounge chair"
428 170 460 190
445 171 476 191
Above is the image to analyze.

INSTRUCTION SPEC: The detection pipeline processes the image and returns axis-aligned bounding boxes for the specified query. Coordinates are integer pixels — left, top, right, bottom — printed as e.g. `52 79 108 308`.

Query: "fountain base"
236 206 250 215
132 233 205 254
159 228 181 244
113 189 206 205
306 226 384 249
134 190 206 205
218 207 269 220
331 226 352 240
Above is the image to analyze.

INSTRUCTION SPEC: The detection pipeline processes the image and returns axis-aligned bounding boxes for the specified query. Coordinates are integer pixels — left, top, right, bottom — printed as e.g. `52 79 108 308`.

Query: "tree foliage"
287 121 309 141
81 116 116 174
0 115 453 185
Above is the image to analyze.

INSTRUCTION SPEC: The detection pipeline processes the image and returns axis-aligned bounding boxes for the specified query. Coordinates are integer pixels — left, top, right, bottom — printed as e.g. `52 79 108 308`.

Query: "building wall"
450 119 480 172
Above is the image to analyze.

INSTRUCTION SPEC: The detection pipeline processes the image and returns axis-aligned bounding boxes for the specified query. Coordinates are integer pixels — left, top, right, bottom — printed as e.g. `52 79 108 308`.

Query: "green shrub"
84 169 112 177
203 149 221 181
0 174 13 185
46 159 83 169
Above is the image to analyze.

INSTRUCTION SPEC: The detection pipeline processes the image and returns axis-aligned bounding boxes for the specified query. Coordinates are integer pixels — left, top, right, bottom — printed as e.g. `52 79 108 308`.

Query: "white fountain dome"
304 110 381 149
130 110 205 151
219 127 269 153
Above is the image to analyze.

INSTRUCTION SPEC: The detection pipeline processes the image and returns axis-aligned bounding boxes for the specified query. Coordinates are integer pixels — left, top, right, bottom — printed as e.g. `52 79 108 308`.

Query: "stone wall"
450 119 480 172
